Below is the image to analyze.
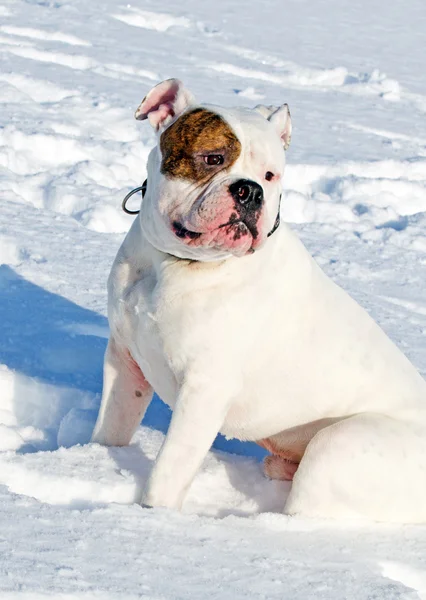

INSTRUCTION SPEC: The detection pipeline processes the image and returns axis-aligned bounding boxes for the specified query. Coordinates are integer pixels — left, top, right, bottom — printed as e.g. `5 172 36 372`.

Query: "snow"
112 8 191 32
1 0 426 596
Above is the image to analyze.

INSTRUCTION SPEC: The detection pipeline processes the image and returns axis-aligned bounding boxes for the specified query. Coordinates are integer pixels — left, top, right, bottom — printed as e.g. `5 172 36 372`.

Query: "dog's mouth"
172 221 203 240
172 218 257 240
219 217 258 238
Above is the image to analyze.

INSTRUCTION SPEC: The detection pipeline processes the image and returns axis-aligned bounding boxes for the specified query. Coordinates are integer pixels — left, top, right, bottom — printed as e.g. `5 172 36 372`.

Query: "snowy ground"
1 0 426 597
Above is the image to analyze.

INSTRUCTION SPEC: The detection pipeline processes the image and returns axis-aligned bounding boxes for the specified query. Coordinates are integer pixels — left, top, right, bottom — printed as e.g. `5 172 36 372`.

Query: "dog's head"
135 79 291 261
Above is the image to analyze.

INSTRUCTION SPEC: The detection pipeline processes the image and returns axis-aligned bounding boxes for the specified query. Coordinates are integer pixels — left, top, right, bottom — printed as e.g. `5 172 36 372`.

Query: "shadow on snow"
0 266 265 459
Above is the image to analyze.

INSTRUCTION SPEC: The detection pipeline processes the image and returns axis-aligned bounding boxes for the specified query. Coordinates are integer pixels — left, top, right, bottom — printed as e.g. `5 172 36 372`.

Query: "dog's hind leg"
91 337 153 446
258 417 344 481
285 412 426 522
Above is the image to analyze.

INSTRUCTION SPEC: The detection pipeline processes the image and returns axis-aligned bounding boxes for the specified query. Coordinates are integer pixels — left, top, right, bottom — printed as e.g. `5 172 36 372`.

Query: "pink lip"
171 219 262 255
170 196 265 255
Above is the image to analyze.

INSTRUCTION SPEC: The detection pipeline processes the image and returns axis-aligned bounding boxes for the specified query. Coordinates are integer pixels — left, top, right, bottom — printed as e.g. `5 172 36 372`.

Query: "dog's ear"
254 104 279 119
135 79 195 132
255 103 292 150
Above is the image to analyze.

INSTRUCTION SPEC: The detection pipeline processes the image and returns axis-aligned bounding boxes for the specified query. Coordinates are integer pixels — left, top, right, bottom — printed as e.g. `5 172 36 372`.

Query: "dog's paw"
263 454 299 481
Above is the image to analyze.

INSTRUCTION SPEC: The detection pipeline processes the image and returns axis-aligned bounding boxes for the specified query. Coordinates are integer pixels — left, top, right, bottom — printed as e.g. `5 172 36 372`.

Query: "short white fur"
92 79 426 522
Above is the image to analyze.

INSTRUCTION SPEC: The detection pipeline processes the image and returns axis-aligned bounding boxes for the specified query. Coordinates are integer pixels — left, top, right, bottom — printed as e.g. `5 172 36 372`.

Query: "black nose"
229 179 264 210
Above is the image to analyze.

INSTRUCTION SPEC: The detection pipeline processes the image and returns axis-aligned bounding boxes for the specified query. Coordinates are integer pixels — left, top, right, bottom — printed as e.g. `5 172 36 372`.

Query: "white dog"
92 79 426 522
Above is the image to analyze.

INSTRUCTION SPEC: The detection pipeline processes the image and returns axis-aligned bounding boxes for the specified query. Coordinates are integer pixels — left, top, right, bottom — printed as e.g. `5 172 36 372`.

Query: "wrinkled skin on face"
135 81 290 262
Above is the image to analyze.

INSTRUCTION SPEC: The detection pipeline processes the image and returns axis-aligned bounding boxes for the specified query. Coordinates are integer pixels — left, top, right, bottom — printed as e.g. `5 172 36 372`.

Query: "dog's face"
135 79 292 261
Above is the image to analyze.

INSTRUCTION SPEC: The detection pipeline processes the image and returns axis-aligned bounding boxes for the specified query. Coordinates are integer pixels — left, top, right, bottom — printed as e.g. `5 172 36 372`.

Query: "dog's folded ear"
255 103 292 151
254 104 279 119
135 79 196 132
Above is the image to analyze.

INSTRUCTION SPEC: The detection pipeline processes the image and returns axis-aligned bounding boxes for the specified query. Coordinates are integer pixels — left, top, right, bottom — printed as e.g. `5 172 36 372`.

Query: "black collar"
267 194 281 238
121 179 148 214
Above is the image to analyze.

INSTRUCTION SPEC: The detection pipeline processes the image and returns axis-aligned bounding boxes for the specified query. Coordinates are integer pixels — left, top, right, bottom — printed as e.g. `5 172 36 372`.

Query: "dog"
92 78 426 522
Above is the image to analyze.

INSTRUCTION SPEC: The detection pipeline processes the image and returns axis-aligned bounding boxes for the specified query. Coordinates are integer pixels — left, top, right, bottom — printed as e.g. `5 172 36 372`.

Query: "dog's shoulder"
106 220 158 340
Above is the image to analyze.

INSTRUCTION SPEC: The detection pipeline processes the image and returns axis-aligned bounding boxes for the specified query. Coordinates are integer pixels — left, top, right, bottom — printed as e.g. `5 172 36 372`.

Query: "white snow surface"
1 0 426 597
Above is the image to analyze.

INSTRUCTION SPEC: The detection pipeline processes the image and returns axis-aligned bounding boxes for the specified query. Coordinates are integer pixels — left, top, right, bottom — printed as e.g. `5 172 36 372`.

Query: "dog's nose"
229 179 264 210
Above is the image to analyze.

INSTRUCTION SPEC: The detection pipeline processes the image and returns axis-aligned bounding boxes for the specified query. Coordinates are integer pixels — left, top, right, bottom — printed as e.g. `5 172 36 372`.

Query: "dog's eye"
265 171 274 181
204 154 224 166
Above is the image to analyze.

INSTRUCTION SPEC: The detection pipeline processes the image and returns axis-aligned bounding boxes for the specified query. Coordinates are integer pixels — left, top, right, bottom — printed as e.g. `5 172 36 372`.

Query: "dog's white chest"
115 268 179 408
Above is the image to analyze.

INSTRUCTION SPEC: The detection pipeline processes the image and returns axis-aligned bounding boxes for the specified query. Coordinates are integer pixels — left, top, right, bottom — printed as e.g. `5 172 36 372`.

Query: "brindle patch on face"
160 108 241 182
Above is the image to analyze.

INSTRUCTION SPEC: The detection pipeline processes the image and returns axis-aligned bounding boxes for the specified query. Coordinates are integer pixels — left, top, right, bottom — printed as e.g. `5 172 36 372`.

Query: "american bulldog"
92 78 426 522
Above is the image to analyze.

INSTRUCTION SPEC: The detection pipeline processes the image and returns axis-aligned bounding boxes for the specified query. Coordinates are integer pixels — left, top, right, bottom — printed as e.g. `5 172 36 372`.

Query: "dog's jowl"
92 78 426 522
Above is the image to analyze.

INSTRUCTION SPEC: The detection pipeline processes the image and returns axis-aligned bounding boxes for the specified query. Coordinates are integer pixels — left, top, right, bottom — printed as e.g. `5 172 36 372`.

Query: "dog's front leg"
92 337 153 446
142 377 232 510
